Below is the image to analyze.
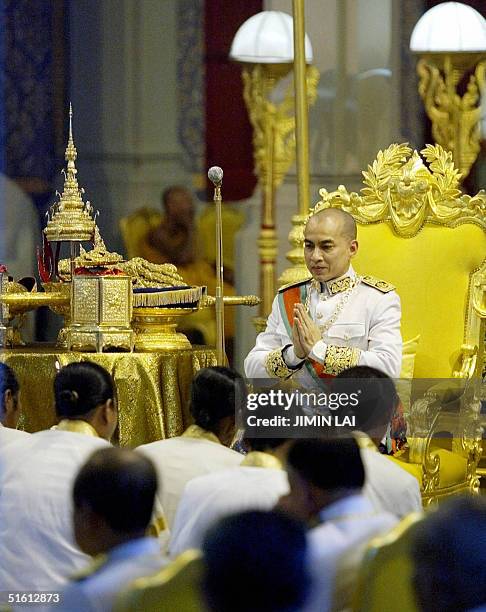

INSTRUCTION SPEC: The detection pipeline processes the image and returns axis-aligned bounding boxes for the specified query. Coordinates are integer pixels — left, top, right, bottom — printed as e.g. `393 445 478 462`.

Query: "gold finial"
65 102 77 165
44 105 96 242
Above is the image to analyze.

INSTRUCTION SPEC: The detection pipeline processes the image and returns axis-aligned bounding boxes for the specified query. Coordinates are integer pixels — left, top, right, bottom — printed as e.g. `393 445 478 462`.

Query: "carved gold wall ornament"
416 53 486 180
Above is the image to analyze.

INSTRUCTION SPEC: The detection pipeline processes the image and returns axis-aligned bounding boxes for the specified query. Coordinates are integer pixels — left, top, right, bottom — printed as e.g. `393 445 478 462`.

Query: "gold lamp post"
410 2 486 180
230 11 319 331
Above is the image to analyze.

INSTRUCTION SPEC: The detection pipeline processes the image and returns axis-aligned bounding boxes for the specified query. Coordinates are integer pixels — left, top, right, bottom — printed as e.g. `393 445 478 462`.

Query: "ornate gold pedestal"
42 281 72 347
67 275 134 352
132 308 196 351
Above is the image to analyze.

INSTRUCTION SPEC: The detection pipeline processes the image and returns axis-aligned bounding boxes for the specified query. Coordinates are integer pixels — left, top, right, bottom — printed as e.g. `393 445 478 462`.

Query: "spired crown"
44 104 96 243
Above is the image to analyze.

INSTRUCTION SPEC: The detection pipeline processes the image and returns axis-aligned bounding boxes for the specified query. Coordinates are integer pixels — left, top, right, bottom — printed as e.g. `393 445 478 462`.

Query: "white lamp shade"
230 11 313 64
410 2 486 53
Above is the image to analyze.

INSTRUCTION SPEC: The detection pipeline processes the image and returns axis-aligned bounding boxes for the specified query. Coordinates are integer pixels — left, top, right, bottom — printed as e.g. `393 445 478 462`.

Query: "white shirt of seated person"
244 210 402 381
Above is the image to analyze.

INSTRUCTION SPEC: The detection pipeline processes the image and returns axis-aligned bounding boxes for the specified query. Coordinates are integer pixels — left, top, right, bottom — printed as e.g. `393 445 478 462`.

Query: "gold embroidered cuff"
323 345 361 375
264 348 295 380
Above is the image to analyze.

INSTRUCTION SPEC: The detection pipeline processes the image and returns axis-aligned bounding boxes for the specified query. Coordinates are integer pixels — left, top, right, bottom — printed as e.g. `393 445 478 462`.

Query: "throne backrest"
313 144 486 378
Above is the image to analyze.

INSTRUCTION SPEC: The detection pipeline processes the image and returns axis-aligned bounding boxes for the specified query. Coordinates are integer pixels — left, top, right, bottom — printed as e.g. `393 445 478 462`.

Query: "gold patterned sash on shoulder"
54 419 100 437
241 451 282 469
181 424 221 444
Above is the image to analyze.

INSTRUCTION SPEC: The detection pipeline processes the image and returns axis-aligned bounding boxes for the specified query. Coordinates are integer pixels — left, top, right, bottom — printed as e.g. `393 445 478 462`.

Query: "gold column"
242 63 318 331
415 52 486 180
257 117 278 331
278 0 316 287
292 0 311 217
243 63 291 331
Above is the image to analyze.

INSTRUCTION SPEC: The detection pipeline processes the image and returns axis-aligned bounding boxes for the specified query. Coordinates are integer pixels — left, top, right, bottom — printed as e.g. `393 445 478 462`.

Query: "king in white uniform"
245 208 402 382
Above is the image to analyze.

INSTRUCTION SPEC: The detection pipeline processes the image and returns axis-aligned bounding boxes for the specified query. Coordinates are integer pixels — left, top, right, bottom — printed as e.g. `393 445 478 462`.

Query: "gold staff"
208 166 225 365
292 0 311 217
279 1 319 286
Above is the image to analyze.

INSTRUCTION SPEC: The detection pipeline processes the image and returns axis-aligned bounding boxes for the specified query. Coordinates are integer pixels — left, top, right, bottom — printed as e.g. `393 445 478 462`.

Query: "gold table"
0 346 217 447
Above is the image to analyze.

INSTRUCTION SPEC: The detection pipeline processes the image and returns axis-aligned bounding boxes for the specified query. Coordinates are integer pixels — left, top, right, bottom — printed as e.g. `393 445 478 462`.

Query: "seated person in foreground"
169 438 291 557
202 510 310 612
137 367 244 530
335 366 421 518
0 362 117 590
412 495 486 612
0 362 29 450
279 438 397 612
244 208 402 382
55 448 168 612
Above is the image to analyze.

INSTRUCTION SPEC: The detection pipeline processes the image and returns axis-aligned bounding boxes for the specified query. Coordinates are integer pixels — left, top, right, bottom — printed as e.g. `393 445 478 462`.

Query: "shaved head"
304 208 358 282
308 208 357 241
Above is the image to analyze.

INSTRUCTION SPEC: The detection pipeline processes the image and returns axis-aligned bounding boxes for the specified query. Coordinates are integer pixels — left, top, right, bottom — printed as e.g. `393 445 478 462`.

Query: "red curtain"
204 0 262 201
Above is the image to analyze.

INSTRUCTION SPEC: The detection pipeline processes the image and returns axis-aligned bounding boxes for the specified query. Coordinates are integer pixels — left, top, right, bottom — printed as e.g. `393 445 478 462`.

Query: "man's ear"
4 389 14 415
350 239 358 257
102 398 117 424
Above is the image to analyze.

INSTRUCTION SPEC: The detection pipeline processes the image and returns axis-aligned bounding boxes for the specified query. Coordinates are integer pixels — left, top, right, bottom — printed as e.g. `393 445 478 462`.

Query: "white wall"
69 0 190 254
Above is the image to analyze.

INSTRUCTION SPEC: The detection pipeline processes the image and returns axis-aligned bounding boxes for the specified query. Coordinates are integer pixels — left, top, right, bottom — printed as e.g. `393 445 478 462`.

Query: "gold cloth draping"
0 346 217 447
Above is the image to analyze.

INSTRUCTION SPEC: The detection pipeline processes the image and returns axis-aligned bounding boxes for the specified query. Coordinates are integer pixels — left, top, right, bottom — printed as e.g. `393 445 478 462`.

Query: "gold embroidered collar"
181 424 221 445
328 276 354 294
241 451 282 469
311 267 358 296
55 419 99 437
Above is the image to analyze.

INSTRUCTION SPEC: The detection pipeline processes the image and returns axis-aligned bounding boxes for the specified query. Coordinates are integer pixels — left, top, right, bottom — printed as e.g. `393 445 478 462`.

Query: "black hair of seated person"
412 496 486 612
334 365 399 433
202 510 310 612
242 437 289 453
54 361 115 418
73 447 157 537
0 362 19 419
190 366 245 433
287 438 365 492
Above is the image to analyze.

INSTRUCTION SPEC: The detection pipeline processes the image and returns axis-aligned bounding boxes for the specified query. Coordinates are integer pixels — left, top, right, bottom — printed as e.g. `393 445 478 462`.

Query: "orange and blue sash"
278 283 333 383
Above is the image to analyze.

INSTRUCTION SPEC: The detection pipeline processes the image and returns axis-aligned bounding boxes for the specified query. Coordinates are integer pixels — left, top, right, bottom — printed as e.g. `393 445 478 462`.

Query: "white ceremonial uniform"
137 425 243 531
244 266 402 382
169 452 288 557
358 435 422 519
0 422 30 450
54 537 168 612
0 426 109 591
303 494 397 612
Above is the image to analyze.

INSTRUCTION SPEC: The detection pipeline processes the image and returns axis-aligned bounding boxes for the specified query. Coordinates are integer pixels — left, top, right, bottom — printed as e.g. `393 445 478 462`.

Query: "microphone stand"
209 169 225 365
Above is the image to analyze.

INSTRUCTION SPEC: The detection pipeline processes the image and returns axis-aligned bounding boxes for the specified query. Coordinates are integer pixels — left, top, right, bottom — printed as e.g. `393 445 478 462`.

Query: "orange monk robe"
139 223 235 338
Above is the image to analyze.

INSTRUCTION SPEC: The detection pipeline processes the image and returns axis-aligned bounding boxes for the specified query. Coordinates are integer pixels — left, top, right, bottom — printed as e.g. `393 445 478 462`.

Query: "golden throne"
313 143 485 505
